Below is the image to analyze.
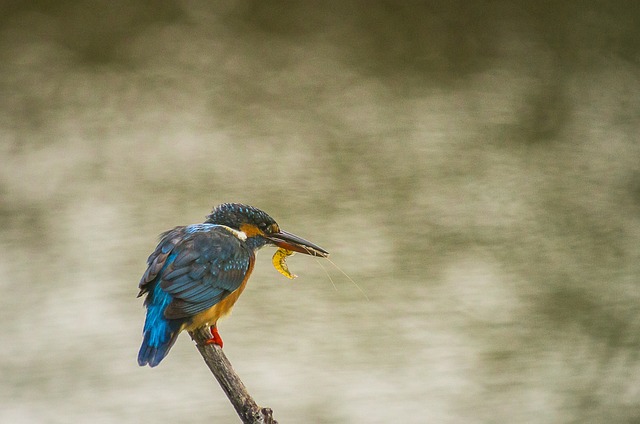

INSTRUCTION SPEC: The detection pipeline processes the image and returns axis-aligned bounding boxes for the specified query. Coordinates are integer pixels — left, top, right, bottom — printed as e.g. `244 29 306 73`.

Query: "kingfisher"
137 202 329 367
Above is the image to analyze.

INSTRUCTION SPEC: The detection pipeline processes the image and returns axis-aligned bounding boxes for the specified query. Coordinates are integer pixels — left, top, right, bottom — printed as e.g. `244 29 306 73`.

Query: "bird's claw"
204 325 224 348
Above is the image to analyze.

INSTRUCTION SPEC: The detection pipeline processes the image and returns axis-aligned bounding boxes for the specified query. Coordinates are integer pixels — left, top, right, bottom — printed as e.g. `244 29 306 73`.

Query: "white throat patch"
220 225 247 241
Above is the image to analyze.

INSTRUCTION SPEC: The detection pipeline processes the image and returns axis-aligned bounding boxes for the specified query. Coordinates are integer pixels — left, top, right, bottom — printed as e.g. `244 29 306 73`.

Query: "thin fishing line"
325 257 369 301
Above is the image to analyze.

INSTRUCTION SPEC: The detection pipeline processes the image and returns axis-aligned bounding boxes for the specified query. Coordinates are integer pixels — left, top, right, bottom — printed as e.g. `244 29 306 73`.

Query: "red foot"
204 325 224 348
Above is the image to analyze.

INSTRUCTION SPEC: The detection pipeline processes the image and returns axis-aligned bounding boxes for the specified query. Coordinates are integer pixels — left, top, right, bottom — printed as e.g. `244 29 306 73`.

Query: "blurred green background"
1 1 639 423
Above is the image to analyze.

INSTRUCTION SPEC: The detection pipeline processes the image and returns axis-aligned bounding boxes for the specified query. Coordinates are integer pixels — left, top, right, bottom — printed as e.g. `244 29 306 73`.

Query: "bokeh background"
1 1 639 423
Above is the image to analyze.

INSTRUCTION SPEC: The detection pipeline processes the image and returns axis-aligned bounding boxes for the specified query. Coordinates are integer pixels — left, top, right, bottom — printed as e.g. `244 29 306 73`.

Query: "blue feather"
138 254 182 367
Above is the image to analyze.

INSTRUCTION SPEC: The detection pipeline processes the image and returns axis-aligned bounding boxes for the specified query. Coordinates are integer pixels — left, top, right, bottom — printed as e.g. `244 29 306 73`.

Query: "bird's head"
205 203 329 257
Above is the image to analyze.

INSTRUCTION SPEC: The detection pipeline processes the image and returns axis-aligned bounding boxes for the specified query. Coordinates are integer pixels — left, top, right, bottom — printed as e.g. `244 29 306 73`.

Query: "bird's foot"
204 325 223 348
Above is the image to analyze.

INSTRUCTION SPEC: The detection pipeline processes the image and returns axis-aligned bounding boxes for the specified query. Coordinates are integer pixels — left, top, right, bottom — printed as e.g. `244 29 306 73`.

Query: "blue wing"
137 224 251 366
139 223 252 318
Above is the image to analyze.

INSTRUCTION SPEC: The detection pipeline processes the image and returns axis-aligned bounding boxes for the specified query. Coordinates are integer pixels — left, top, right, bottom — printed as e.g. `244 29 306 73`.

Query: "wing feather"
140 224 252 320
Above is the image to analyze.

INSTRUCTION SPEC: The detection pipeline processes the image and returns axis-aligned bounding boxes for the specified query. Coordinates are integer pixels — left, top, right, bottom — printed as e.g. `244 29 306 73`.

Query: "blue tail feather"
138 281 182 367
137 327 180 367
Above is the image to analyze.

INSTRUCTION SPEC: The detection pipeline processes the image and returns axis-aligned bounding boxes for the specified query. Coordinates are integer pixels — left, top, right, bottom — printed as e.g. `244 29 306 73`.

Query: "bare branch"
189 327 278 424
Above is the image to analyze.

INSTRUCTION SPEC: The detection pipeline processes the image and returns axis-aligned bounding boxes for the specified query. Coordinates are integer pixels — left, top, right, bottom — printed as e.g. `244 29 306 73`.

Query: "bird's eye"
257 223 279 235
257 222 270 234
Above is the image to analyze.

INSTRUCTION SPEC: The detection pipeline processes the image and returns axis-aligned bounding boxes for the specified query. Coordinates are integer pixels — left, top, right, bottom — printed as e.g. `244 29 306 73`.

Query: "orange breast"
184 255 255 332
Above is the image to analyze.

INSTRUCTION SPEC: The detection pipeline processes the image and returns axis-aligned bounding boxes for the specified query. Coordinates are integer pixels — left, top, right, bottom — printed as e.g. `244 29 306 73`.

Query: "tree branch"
189 327 278 424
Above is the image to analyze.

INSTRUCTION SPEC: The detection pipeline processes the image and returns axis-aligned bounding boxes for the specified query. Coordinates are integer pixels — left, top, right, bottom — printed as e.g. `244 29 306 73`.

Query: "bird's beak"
267 230 329 257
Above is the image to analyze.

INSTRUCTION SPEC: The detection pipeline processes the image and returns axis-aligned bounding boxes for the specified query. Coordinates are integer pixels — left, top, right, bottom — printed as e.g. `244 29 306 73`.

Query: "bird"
137 203 329 367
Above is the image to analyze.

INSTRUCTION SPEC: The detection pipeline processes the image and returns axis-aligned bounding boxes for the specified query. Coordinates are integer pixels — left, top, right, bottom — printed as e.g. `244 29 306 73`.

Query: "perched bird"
137 203 329 367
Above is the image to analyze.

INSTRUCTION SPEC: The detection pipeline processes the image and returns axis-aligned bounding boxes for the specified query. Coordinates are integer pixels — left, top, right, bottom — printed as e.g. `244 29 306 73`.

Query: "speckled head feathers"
205 203 277 232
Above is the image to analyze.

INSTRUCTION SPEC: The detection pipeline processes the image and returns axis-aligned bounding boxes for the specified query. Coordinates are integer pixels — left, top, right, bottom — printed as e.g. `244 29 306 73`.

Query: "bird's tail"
137 324 181 367
138 286 183 367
